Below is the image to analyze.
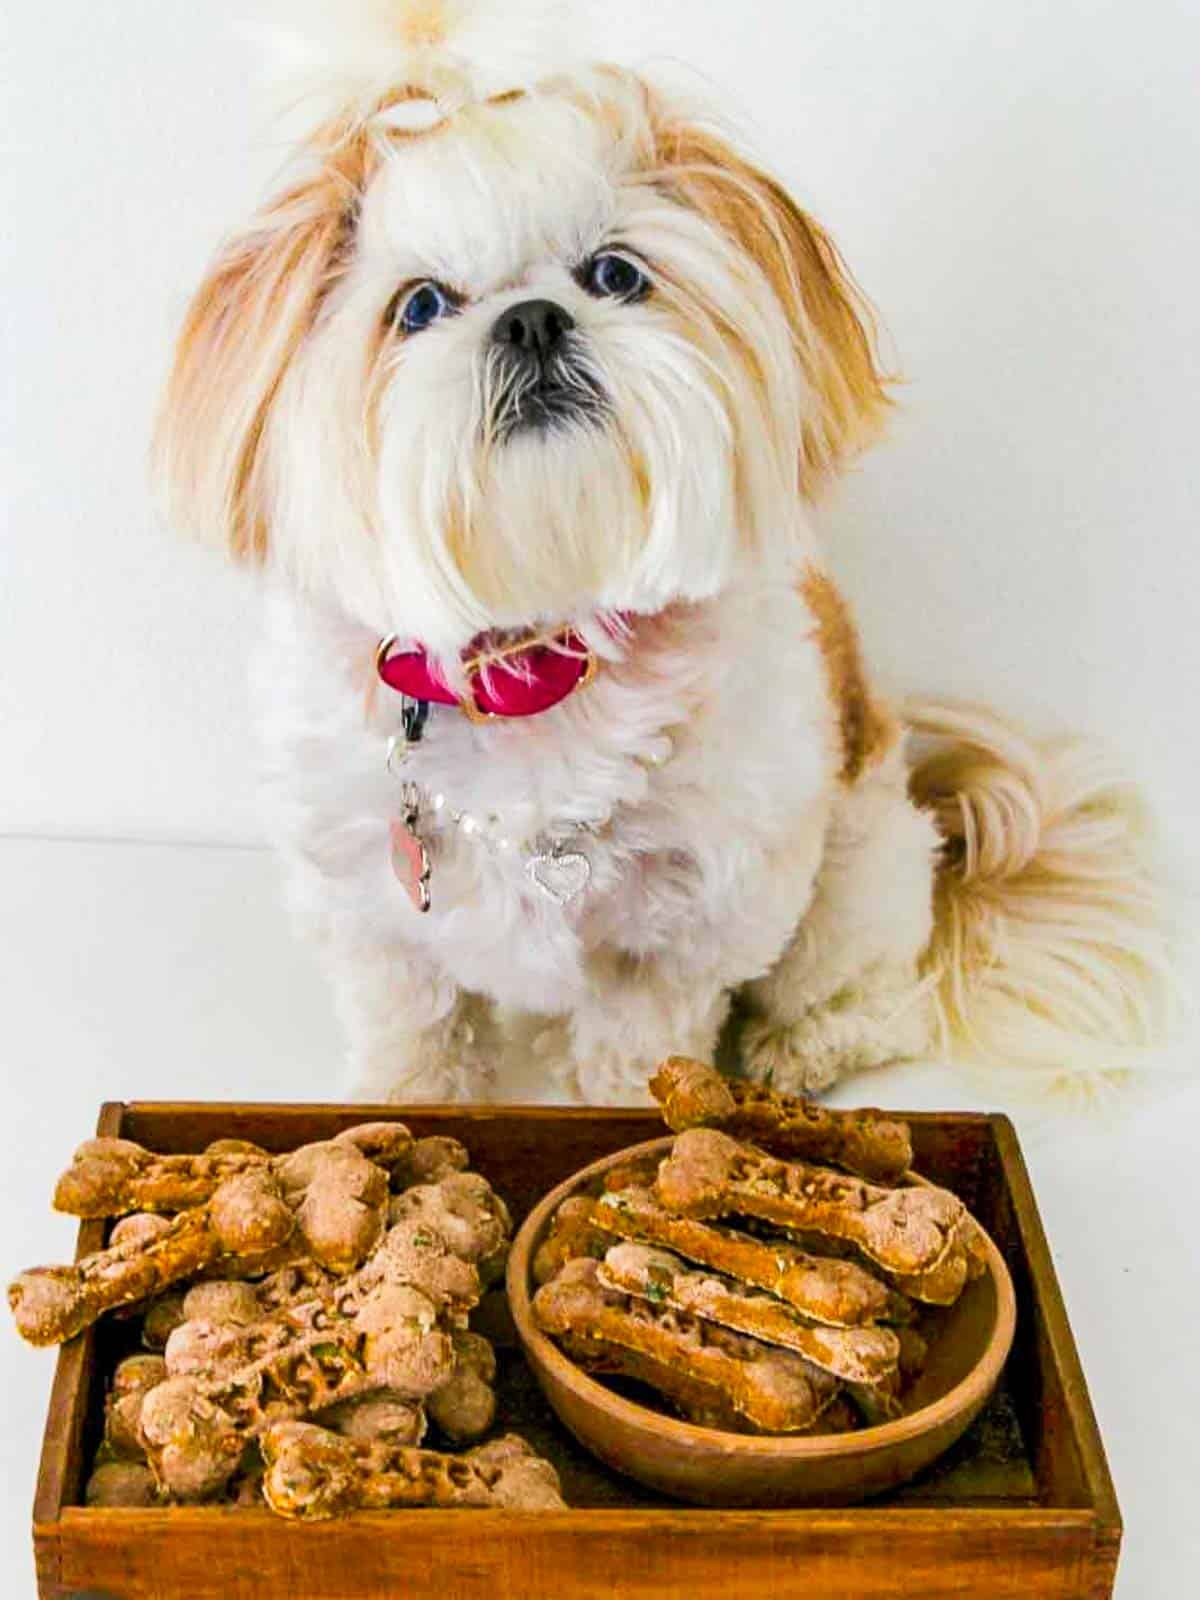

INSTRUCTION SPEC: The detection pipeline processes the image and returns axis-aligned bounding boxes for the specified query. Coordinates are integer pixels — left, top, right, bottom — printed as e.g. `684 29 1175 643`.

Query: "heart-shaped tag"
527 850 591 906
390 817 432 913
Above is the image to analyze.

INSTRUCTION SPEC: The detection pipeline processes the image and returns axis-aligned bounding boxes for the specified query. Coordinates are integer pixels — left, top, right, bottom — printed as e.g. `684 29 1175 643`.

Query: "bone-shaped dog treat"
103 1353 168 1461
532 1195 612 1286
464 1433 568 1509
656 1131 964 1279
10 1134 416 1346
181 1280 262 1326
54 1139 270 1218
141 1292 188 1350
263 1140 392 1276
146 1212 482 1497
596 1243 899 1387
9 1170 296 1346
534 1258 840 1433
353 1216 483 1320
593 1187 894 1327
322 1124 417 1177
213 1200 486 1316
53 1124 412 1220
426 1329 497 1443
260 1423 564 1519
388 1173 511 1260
559 1331 748 1432
250 1258 338 1313
133 1240 307 1350
161 1279 454 1394
649 1057 913 1183
137 1377 249 1501
394 1136 471 1188
164 1216 481 1381
142 1280 455 1500
959 1214 990 1278
318 1391 428 1449
874 1212 988 1305
892 1248 969 1306
740 1223 975 1311
389 1172 512 1289
85 1461 161 1507
109 1213 173 1249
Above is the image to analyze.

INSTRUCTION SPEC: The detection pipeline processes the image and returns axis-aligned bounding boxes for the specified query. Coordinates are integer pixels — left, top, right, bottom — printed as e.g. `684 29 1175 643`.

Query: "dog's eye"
393 281 458 334
582 252 650 302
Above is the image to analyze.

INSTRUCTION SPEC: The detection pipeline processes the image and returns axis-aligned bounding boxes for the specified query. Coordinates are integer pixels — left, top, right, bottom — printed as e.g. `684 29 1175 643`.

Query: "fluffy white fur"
156 1 1173 1104
245 0 579 126
907 701 1180 1103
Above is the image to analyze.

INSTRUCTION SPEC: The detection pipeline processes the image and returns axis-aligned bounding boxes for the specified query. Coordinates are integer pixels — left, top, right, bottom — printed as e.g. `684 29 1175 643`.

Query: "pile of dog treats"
533 1059 988 1434
9 1124 564 1518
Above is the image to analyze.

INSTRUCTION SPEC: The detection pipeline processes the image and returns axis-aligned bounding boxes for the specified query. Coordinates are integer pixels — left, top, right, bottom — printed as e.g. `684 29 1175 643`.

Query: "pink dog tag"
390 815 432 913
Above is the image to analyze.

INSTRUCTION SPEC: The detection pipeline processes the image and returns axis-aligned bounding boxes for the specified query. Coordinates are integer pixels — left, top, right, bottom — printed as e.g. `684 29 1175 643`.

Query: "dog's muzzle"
487 298 608 438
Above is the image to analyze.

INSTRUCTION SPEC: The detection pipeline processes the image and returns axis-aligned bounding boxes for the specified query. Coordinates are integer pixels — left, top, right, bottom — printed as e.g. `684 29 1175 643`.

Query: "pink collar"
376 626 599 722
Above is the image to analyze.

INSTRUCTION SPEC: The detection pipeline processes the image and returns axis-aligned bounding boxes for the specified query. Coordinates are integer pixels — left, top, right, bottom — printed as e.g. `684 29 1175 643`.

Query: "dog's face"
158 66 888 665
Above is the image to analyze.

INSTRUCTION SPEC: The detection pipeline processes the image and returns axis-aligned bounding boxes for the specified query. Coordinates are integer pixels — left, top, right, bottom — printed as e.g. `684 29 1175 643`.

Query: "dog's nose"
491 299 575 361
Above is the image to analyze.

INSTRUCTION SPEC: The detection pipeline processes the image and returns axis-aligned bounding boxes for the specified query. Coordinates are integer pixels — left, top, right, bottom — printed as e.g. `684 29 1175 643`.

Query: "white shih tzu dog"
155 1 1170 1104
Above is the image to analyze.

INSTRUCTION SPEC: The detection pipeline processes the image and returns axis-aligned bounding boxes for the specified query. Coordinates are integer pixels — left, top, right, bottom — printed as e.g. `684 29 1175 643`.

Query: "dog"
153 1 1170 1104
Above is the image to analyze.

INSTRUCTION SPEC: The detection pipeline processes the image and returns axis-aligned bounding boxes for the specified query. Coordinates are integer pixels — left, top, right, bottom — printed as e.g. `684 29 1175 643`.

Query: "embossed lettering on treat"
656 1130 964 1279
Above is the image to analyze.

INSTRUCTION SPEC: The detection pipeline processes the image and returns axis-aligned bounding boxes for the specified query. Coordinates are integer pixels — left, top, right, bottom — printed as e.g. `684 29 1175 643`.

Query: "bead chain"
386 735 672 860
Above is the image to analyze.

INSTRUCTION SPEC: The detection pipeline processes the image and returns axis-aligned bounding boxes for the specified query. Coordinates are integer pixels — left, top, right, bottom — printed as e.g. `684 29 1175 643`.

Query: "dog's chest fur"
256 578 839 1014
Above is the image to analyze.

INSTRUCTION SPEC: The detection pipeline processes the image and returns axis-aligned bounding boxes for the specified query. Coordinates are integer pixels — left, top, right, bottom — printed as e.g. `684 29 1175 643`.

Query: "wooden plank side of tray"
988 1115 1121 1597
55 1505 1102 1600
32 1101 126 1597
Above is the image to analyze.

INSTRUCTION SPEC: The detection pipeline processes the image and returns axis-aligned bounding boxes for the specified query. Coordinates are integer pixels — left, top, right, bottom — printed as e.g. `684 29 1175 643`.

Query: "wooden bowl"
506 1136 1017 1507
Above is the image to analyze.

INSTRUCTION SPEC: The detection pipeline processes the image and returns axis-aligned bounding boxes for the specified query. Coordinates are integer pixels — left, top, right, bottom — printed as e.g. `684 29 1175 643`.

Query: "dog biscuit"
261 1424 564 1519
594 1185 894 1326
534 1258 841 1433
650 1057 913 1182
656 1130 964 1278
142 1280 454 1499
10 1170 296 1346
596 1242 899 1386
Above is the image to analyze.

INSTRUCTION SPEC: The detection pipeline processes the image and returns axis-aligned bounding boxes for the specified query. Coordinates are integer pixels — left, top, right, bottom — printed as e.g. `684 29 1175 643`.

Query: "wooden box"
33 1103 1120 1600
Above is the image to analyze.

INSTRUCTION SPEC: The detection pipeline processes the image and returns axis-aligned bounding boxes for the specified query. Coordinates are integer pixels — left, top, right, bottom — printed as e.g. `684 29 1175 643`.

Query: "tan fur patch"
799 568 895 783
399 0 449 48
154 118 383 562
646 112 893 496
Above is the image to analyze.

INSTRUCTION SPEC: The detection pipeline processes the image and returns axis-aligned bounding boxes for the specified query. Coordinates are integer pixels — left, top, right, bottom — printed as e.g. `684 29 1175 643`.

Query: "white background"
1 3 1198 1597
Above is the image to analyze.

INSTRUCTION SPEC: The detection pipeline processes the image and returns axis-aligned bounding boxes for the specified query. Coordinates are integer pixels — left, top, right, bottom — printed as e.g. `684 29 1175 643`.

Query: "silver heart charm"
527 849 591 905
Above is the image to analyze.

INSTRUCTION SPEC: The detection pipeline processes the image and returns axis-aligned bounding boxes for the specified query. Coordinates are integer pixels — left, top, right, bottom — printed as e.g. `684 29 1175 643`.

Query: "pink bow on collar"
376 627 599 722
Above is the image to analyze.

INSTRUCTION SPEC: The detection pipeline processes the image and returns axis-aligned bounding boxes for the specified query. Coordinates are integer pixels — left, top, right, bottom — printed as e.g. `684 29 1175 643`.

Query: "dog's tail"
905 699 1179 1102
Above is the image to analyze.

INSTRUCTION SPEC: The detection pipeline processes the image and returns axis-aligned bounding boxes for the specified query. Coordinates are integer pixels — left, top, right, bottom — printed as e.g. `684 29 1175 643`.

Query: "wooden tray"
32 1103 1121 1600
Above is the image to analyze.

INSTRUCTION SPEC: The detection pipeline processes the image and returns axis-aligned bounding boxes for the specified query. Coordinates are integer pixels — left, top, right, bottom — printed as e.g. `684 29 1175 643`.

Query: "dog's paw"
739 1013 851 1094
739 1001 921 1095
740 962 934 1096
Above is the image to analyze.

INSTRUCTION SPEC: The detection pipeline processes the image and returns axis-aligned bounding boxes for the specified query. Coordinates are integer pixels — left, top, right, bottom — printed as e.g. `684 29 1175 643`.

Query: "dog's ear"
153 122 377 561
653 117 892 496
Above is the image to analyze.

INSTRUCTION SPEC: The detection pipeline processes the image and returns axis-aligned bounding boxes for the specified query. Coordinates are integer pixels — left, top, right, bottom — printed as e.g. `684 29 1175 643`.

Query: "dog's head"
156 1 889 664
